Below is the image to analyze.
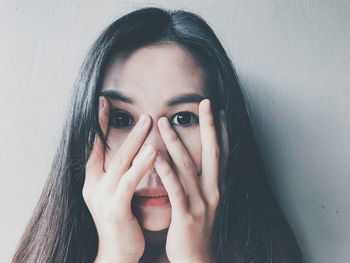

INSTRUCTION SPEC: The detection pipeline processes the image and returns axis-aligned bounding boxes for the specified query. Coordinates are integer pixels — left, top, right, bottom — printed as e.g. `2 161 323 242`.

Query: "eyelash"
108 109 199 129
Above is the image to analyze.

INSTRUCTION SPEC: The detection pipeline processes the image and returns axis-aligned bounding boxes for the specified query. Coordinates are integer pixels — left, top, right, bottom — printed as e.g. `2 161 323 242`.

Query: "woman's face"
102 43 210 231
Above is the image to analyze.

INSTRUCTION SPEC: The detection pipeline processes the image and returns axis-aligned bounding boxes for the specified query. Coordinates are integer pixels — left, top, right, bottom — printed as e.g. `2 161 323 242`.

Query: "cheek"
176 128 202 174
104 127 203 174
103 130 128 169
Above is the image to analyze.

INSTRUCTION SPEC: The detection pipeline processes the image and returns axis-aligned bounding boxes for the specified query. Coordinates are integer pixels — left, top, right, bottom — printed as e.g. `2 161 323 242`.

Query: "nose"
142 117 169 159
137 116 171 164
133 116 173 188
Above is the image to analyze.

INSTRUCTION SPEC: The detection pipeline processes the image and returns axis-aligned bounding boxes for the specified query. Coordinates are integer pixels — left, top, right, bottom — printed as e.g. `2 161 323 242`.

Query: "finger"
104 113 151 188
154 152 188 213
199 99 220 201
218 110 229 181
157 117 202 203
113 144 156 215
85 96 110 184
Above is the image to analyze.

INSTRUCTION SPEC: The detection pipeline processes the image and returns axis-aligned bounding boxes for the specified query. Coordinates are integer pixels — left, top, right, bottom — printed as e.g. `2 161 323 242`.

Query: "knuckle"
208 117 215 127
169 131 179 143
132 155 147 168
183 157 195 172
162 164 173 176
193 200 206 217
205 110 215 124
185 213 197 226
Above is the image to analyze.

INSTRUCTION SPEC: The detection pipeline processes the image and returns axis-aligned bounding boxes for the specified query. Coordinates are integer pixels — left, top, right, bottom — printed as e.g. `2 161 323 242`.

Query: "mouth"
133 194 170 207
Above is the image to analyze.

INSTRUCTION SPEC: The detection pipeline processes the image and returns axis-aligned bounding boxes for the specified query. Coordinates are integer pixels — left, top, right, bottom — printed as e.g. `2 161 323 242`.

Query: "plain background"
1 1 349 262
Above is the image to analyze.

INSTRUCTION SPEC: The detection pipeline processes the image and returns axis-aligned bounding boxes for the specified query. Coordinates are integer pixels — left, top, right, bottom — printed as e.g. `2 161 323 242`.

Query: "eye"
170 111 199 127
109 110 134 129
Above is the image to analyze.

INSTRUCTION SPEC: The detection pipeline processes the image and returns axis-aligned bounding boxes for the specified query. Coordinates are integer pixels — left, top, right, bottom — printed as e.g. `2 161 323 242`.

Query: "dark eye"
170 111 199 127
109 110 134 129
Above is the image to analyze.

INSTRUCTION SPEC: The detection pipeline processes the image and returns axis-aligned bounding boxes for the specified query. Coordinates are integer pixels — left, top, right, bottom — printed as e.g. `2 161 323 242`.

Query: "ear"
218 109 229 180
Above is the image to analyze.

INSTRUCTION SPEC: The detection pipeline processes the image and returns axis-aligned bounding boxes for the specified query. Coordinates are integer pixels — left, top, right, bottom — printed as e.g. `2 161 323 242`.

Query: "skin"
84 44 229 263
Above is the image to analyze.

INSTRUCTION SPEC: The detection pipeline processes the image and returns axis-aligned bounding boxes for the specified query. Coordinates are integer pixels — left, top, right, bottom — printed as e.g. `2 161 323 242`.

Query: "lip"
134 188 168 198
134 195 170 207
134 188 170 207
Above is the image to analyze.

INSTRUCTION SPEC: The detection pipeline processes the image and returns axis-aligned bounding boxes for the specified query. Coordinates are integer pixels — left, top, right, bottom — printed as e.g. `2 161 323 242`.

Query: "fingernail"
138 114 148 126
203 99 211 113
159 117 170 130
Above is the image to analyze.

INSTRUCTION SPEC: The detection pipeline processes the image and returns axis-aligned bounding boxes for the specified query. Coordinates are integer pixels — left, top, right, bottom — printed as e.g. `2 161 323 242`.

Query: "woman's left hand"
154 99 224 263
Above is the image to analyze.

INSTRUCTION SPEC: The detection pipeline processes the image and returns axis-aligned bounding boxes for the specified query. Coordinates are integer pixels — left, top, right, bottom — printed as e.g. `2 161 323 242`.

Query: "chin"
137 206 172 231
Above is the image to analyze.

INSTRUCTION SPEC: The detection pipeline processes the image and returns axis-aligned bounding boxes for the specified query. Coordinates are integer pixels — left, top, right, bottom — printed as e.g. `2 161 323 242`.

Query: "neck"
139 228 170 263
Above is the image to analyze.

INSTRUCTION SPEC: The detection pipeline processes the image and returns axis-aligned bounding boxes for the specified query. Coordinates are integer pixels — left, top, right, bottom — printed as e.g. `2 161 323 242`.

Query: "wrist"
94 258 138 263
94 245 141 263
171 256 213 263
94 254 139 263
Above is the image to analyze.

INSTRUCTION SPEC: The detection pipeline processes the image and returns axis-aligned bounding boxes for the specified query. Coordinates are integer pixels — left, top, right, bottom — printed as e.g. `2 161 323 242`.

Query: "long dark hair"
12 7 303 263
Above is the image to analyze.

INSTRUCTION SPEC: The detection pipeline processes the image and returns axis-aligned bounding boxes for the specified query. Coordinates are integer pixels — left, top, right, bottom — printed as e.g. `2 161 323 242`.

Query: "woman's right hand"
83 96 156 263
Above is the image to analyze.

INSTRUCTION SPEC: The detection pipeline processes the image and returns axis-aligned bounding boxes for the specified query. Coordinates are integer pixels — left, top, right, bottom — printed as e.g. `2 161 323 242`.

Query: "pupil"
177 113 191 125
112 113 130 127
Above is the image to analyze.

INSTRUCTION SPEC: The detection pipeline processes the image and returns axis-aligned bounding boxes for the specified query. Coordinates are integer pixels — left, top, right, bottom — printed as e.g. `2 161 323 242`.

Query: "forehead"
102 43 207 105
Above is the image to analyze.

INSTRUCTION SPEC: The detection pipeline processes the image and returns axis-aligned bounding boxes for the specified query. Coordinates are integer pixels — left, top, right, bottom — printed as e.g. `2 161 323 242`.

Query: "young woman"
12 7 303 263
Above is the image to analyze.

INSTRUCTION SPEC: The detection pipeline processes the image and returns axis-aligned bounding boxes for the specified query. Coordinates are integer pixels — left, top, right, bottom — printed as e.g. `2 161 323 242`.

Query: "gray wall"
1 1 349 262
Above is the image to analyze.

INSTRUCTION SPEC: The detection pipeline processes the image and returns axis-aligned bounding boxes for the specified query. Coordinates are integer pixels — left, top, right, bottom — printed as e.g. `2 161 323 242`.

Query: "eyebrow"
99 90 206 107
